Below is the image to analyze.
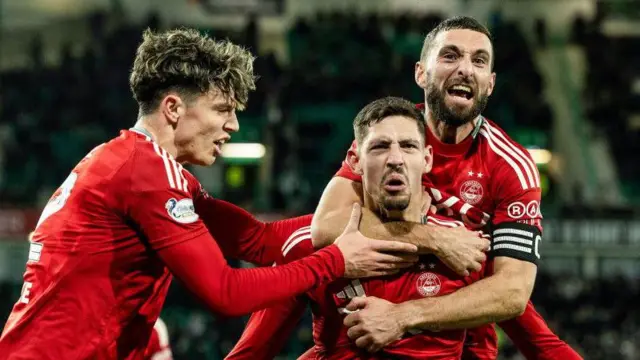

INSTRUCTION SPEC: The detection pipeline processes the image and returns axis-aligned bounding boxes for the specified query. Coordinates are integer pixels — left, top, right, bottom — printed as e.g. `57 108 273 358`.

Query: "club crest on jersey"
417 272 441 297
165 198 199 224
459 180 484 205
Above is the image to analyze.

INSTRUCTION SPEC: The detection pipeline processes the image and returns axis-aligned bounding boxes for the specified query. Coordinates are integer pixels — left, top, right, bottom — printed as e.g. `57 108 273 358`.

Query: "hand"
343 296 406 353
334 204 419 278
431 226 490 277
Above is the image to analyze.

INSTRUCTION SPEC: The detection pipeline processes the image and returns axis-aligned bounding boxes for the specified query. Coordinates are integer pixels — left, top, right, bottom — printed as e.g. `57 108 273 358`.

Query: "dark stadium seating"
577 22 640 202
0 12 551 210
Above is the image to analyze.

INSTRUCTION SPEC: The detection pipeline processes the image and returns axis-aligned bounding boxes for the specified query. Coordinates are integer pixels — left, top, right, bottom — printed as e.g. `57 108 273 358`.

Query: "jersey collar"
129 127 154 139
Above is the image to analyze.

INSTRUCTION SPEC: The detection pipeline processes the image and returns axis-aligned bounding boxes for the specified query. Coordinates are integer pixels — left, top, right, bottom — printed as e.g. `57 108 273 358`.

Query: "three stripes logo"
152 143 189 193
335 280 366 315
492 227 540 259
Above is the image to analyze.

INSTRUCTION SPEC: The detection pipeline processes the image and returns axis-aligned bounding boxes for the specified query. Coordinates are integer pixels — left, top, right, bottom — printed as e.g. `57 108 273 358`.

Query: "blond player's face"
176 89 239 166
358 116 428 214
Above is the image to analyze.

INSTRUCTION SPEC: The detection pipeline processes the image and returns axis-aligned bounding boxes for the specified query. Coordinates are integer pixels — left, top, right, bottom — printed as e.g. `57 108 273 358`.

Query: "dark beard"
426 81 489 127
381 195 410 212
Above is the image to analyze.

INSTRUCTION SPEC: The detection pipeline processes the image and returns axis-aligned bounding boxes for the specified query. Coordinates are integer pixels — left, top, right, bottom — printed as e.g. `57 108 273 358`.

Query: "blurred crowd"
573 13 640 202
0 11 553 212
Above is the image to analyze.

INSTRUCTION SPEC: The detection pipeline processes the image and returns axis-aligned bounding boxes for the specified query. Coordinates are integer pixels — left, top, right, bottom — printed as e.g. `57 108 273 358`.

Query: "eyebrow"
399 139 421 146
213 102 235 110
440 44 491 58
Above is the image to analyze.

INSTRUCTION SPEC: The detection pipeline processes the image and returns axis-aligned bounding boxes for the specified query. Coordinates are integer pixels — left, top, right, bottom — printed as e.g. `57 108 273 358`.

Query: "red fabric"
332 110 576 359
195 196 313 266
0 130 343 360
228 217 491 360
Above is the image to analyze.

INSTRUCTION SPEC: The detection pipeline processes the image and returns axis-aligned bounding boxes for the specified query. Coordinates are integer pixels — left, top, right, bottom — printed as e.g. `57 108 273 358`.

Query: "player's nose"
386 144 404 166
457 56 474 77
224 113 240 133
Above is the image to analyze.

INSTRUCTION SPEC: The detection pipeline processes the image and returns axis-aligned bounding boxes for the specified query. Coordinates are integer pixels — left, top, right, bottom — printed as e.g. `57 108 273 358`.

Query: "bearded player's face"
359 116 428 214
417 29 496 127
174 89 239 166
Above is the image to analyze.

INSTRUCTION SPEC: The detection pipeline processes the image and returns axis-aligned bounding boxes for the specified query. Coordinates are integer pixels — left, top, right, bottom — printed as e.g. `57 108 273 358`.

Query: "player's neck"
425 111 477 145
133 116 180 160
366 199 425 223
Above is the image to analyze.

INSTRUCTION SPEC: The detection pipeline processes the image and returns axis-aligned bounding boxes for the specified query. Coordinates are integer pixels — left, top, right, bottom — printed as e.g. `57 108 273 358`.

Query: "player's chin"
192 154 217 166
382 194 410 211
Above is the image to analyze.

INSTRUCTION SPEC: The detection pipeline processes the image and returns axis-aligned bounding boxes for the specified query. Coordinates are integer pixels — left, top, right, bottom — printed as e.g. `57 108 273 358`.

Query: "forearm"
398 260 535 331
197 196 313 265
159 236 344 317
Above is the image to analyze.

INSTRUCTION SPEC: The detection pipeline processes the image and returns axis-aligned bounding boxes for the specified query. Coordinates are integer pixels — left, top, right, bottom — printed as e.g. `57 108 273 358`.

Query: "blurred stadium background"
1 0 640 358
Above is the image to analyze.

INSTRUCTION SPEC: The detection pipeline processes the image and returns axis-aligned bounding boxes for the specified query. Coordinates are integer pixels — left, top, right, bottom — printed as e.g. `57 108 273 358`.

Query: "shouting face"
416 29 496 127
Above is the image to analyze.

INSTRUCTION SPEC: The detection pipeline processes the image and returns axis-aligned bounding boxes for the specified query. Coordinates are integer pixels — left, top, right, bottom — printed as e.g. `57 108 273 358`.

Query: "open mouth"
213 138 228 156
446 84 474 100
383 174 407 192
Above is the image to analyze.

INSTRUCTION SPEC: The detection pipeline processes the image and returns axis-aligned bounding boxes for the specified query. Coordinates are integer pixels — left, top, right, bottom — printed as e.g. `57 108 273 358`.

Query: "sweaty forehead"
432 29 493 57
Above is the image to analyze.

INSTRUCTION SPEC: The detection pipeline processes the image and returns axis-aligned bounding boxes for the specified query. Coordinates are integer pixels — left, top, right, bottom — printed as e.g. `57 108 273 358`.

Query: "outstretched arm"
196 195 313 266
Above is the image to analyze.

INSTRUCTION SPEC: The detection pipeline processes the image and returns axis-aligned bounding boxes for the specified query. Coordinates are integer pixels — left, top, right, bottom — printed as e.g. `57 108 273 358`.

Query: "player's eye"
369 143 388 151
473 58 487 65
443 53 457 61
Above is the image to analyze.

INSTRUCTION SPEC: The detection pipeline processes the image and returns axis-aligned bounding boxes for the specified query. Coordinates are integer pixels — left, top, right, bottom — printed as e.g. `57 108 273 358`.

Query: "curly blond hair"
130 28 257 113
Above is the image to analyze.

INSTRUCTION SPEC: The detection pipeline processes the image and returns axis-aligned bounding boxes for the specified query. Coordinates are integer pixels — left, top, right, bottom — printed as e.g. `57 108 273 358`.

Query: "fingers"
469 261 482 273
354 336 381 353
343 311 360 327
369 239 418 254
345 296 368 312
481 238 491 252
343 203 362 234
346 324 367 340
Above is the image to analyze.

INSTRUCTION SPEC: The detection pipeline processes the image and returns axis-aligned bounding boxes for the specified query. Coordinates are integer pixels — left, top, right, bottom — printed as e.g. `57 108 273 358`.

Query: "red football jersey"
0 129 205 359
228 216 490 360
335 114 581 360
144 318 173 360
0 129 344 360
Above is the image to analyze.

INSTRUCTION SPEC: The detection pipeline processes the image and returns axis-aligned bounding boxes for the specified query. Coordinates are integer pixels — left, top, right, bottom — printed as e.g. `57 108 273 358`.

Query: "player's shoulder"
280 225 314 264
124 130 196 195
477 118 540 191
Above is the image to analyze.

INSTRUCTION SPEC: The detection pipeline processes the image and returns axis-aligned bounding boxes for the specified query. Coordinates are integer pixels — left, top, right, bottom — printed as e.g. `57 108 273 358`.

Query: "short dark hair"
130 28 257 115
353 97 425 147
419 16 494 68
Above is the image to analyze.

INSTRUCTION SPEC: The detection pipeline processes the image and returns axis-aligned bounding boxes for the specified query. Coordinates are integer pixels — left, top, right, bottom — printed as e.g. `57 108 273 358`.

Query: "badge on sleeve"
165 198 199 224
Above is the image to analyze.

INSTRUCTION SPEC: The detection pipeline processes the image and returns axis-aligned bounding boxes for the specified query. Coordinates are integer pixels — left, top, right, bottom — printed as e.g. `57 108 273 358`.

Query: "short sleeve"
124 144 209 251
491 157 543 231
334 140 363 182
489 155 543 263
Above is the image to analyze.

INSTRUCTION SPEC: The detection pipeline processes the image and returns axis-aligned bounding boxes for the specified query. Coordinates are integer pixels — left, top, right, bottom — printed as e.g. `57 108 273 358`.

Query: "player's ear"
346 148 363 175
487 72 496 97
415 61 427 89
161 94 184 127
423 145 433 174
